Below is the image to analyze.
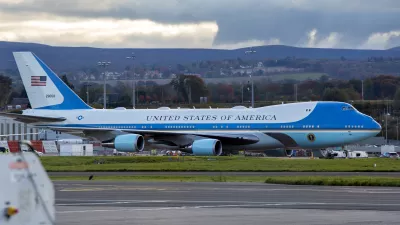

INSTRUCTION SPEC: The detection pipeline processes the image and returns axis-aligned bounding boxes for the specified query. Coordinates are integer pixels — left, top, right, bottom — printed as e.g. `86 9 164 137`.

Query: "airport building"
0 116 40 141
0 116 81 141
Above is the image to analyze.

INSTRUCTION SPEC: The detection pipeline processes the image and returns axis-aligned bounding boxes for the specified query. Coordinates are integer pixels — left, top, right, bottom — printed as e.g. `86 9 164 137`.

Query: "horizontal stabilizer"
0 112 66 123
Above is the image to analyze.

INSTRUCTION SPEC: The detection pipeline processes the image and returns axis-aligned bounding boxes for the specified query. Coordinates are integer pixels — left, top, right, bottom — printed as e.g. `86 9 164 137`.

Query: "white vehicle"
331 151 347 158
380 152 399 158
0 52 382 157
347 151 369 158
59 144 93 156
56 139 83 144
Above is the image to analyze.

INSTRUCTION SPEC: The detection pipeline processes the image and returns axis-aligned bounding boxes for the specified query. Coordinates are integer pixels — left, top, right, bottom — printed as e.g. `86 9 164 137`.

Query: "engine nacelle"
192 139 222 156
103 134 145 152
264 149 293 157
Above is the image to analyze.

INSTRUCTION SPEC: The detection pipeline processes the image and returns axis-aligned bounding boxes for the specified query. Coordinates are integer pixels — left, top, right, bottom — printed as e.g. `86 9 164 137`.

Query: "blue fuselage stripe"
35 123 379 131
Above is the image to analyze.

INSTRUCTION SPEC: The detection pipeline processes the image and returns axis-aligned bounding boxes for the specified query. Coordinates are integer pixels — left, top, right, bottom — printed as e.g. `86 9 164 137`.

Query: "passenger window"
342 106 354 111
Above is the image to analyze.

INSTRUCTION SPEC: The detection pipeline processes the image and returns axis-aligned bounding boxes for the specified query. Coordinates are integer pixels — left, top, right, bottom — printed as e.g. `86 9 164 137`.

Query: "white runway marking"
56 200 169 206
55 199 400 207
57 207 188 214
56 199 168 202
56 204 286 214
56 201 400 214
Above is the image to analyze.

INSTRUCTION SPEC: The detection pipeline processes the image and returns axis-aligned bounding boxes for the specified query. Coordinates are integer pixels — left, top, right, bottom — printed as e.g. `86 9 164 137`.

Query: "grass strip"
49 175 265 182
264 176 400 186
50 175 400 186
41 156 400 172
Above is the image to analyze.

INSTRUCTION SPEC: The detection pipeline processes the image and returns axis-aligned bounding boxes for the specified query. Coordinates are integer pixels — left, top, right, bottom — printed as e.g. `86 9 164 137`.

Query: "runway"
49 171 400 177
55 181 400 225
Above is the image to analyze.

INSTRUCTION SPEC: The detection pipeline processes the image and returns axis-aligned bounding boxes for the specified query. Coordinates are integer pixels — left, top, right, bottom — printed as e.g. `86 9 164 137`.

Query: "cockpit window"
342 105 354 111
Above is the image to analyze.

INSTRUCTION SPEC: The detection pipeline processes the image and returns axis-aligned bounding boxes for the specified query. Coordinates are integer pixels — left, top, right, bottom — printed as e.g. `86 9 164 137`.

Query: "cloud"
0 0 399 49
304 28 341 48
359 31 400 49
0 13 219 48
306 29 318 48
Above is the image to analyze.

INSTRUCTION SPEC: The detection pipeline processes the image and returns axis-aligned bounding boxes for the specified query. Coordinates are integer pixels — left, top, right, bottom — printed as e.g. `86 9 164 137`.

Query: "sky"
0 0 400 50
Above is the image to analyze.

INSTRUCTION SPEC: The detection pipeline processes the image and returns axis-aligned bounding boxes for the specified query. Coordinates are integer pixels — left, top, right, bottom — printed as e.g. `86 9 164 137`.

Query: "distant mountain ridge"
1 41 400 72
388 46 400 51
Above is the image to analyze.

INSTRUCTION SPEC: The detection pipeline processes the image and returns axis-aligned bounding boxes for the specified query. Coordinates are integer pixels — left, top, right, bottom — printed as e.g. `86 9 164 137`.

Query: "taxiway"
55 180 400 225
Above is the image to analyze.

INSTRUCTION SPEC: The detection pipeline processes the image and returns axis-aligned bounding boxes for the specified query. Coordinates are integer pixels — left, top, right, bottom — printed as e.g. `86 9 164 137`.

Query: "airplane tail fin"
13 52 92 110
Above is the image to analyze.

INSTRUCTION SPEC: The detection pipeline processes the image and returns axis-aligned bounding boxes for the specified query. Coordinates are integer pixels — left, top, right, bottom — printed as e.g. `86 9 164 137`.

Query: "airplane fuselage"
26 101 381 151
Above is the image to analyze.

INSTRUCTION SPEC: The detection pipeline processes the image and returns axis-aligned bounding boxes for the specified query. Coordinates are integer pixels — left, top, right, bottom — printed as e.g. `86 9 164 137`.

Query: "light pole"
385 109 390 144
83 83 92 104
249 75 254 108
397 117 399 141
361 80 364 101
126 52 136 108
241 82 244 104
184 78 192 104
245 48 256 108
97 61 111 109
386 99 390 144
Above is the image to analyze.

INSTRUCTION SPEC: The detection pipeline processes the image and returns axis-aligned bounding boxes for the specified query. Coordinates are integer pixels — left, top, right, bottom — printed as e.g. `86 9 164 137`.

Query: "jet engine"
264 149 293 157
191 139 222 156
102 134 145 152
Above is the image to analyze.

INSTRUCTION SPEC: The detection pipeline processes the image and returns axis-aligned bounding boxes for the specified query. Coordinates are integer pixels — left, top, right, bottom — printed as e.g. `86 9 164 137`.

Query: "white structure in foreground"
0 152 55 224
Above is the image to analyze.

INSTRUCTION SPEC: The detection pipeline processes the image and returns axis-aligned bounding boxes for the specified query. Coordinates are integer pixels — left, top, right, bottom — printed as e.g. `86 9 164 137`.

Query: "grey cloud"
1 0 400 49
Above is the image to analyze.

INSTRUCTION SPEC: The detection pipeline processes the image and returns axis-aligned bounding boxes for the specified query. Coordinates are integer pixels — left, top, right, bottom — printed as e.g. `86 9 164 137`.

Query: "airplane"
0 51 382 156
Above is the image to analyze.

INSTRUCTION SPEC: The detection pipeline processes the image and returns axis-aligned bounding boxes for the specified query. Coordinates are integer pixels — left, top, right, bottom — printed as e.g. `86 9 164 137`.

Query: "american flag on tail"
31 76 47 86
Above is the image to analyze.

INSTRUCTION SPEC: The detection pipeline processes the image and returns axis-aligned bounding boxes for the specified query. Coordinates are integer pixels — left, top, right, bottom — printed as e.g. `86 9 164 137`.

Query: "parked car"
380 152 399 158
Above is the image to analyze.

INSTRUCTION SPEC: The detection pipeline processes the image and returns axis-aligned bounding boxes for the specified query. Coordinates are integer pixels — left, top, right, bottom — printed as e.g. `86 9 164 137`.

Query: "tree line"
70 74 400 117
3 73 400 109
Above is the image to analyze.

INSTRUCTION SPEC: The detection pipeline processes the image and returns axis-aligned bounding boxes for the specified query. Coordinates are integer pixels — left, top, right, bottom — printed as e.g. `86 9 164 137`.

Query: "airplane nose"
372 118 382 131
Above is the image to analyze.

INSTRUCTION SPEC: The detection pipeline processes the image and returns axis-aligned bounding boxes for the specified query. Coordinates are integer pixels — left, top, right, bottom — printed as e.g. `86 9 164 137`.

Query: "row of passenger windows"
99 126 151 129
97 125 363 129
99 126 138 129
237 125 251 128
342 106 355 111
345 125 363 128
166 126 195 129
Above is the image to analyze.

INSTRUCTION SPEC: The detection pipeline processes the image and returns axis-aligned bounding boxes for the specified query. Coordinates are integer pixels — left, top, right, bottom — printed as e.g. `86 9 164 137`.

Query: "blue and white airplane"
1 52 381 156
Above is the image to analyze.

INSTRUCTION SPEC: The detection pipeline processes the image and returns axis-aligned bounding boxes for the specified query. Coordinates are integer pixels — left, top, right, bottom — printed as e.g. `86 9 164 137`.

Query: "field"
86 72 327 87
41 156 400 172
267 73 326 81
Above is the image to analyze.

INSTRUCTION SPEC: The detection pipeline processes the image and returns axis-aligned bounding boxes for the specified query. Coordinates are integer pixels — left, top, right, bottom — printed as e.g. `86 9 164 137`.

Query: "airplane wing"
41 126 260 145
0 112 66 123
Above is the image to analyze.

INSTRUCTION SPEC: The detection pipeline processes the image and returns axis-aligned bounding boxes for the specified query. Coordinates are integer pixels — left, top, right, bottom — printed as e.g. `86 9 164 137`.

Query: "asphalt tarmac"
55 181 400 225
49 171 400 177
